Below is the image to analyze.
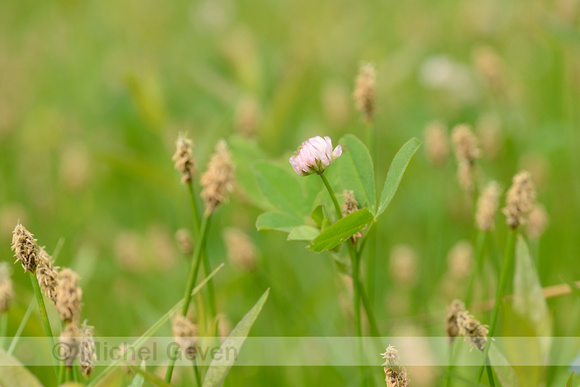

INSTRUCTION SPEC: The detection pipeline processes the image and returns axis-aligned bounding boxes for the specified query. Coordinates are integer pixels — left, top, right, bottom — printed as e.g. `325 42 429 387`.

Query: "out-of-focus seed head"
172 134 197 185
172 314 198 360
476 113 503 160
527 204 549 240
55 268 83 324
456 310 489 351
200 140 235 215
424 121 449 166
36 247 60 303
80 321 96 378
452 124 480 164
445 299 466 344
234 96 261 138
502 170 536 229
289 136 342 177
353 63 377 124
472 45 505 91
175 228 193 255
59 323 80 368
0 263 14 313
11 223 38 273
224 228 257 272
475 181 502 231
389 244 418 287
447 241 474 280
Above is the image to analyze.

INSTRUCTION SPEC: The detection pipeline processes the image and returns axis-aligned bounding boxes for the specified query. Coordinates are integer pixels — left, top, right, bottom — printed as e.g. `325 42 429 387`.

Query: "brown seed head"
502 170 536 229
445 299 466 344
172 134 197 184
59 323 81 367
0 263 14 313
172 314 198 360
475 181 502 231
380 345 409 387
55 268 83 323
424 121 449 166
527 204 549 240
11 223 38 273
456 310 489 351
342 190 362 242
36 247 60 303
224 228 257 272
200 140 235 215
353 63 376 124
80 321 96 378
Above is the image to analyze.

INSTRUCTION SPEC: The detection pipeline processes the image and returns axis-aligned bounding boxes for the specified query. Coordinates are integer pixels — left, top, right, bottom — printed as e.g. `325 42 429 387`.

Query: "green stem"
485 355 496 387
166 215 211 383
444 340 456 387
193 360 202 387
0 313 7 349
187 182 201 235
476 229 517 381
465 231 487 308
320 173 343 220
365 121 376 306
30 273 59 381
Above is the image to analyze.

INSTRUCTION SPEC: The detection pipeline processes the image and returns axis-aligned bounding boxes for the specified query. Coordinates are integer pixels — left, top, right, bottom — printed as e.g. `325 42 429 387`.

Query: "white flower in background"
289 136 342 176
419 54 479 102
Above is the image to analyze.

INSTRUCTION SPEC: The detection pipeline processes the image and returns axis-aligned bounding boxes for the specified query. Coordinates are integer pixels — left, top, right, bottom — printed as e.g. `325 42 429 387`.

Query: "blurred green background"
1 0 579 385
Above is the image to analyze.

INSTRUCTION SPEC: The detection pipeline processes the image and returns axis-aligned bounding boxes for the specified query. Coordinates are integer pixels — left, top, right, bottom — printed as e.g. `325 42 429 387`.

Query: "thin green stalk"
166 215 211 383
465 231 487 308
485 355 496 387
320 173 343 220
193 361 202 386
187 182 217 329
29 273 59 381
476 229 517 381
444 340 456 387
7 300 35 355
365 121 376 306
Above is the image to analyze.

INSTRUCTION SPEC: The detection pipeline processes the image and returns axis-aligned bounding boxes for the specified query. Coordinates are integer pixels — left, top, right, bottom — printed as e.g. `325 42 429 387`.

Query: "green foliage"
308 209 374 252
334 134 376 212
256 211 304 232
376 137 422 218
0 349 43 387
488 345 518 387
566 372 575 387
287 225 320 241
203 289 270 387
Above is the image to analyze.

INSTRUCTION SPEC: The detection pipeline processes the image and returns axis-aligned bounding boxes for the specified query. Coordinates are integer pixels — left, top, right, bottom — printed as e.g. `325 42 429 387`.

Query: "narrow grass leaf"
128 365 172 387
287 225 320 241
308 208 374 253
566 372 575 387
203 289 270 387
256 211 304 232
376 137 421 218
513 235 552 354
488 344 518 387
335 134 376 212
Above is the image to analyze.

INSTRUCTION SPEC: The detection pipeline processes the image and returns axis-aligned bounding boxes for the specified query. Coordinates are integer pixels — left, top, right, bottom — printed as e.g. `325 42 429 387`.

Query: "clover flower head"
289 136 342 176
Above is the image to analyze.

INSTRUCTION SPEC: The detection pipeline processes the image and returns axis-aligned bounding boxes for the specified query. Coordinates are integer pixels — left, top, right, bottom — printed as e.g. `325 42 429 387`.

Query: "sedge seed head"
200 140 235 215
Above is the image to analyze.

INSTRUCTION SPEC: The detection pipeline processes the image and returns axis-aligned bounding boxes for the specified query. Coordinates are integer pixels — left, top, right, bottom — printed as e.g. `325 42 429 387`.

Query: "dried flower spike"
447 241 473 280
380 345 410 387
424 121 449 166
80 321 96 378
527 204 549 240
36 247 59 303
59 323 80 367
172 314 198 360
452 124 480 193
502 170 536 229
200 140 235 215
342 190 362 242
445 299 466 344
224 228 257 272
0 263 14 313
475 181 502 231
289 136 342 176
389 244 418 286
172 134 197 184
354 63 376 123
456 310 489 351
55 268 83 323
175 228 193 255
11 223 39 273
